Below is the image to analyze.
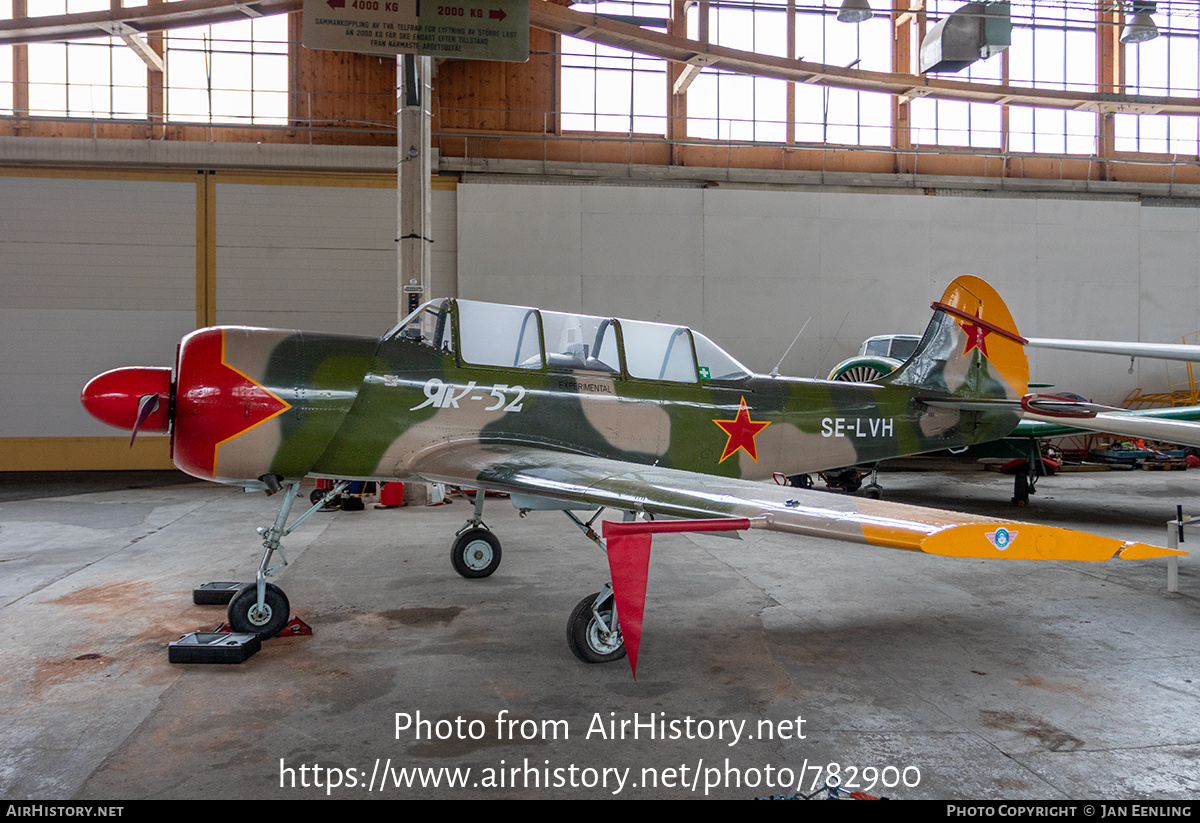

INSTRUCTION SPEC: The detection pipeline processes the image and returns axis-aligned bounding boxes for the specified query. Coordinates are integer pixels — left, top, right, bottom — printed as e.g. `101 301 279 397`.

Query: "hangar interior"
9 0 1200 469
2 0 1200 802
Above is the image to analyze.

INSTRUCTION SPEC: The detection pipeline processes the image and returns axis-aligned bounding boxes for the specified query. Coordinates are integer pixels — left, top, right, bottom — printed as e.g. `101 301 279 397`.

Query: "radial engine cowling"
172 327 298 486
172 326 377 487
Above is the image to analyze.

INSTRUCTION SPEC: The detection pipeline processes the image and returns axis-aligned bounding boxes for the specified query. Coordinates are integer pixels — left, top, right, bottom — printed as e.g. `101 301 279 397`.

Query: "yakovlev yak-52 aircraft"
80 275 1186 675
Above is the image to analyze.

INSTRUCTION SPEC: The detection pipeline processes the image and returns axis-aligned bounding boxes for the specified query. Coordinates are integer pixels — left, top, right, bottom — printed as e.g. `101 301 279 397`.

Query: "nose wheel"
227 582 291 639
224 479 347 640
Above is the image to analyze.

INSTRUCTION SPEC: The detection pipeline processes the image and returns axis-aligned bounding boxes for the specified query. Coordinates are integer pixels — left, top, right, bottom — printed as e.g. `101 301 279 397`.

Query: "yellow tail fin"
886 275 1029 401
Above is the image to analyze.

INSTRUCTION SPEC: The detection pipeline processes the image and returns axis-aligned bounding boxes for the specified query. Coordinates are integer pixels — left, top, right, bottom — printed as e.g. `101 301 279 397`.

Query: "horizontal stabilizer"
1019 394 1118 418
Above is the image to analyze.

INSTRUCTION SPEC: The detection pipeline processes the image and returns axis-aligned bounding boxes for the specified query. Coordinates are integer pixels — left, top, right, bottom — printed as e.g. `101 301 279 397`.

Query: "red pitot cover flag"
602 518 751 678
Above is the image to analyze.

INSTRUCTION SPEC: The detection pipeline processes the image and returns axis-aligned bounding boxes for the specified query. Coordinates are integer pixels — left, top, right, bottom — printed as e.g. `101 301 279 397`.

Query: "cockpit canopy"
387 299 752 383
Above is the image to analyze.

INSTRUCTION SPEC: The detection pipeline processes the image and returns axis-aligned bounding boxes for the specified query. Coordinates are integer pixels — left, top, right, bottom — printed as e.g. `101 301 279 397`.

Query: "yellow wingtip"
1118 542 1187 560
918 523 1175 562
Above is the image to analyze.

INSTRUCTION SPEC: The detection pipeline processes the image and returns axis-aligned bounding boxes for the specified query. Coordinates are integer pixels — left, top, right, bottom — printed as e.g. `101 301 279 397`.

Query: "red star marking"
960 312 992 358
713 396 771 464
175 329 291 478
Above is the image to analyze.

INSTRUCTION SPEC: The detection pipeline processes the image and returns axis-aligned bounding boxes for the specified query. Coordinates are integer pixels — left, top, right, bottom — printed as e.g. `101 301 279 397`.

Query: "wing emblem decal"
985 527 1017 550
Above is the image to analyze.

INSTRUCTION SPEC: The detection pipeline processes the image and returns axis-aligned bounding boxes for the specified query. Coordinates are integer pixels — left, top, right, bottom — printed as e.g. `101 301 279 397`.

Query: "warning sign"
302 0 529 62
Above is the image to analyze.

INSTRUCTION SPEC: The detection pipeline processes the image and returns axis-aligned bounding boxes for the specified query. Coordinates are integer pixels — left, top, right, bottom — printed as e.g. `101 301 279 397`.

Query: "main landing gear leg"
1012 441 1040 507
862 465 883 500
227 479 349 638
562 508 628 664
450 490 502 578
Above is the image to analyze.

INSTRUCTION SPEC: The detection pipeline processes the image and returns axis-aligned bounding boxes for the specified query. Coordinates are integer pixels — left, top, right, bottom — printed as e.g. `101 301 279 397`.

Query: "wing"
1027 337 1200 363
411 442 1172 562
412 442 1178 676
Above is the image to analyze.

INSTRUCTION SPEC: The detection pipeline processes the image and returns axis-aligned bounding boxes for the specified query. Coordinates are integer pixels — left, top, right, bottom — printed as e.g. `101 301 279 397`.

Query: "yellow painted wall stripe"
0 437 173 471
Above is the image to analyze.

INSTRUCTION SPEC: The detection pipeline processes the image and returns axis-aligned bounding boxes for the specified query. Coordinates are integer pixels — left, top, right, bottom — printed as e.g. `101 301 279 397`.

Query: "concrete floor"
1 466 1198 800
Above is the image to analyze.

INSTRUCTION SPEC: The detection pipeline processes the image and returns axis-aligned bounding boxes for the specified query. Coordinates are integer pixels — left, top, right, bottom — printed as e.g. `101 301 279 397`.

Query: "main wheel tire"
450 528 502 578
566 592 627 664
227 582 290 639
863 483 883 500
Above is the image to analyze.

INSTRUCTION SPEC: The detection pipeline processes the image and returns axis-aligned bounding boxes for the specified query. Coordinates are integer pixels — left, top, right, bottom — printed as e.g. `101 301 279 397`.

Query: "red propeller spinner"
80 367 173 444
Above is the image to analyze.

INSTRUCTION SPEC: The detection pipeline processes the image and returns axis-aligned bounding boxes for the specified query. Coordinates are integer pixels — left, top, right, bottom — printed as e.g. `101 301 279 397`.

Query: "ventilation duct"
920 2 1011 74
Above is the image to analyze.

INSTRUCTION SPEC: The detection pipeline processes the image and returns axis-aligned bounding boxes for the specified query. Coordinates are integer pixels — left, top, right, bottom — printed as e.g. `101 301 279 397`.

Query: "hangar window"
25 0 148 119
560 1 669 135
685 0 789 143
0 2 10 115
909 0 1004 149
14 2 287 126
166 15 288 126
1114 6 1199 155
792 1 892 146
1006 0 1097 154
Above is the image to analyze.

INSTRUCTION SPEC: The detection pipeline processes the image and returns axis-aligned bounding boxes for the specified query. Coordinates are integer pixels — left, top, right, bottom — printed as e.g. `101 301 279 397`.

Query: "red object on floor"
999 457 1059 475
379 482 405 506
211 617 312 638
278 617 313 637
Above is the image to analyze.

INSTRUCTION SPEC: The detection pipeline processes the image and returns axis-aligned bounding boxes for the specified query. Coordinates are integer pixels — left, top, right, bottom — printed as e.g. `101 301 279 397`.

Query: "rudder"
884 275 1029 401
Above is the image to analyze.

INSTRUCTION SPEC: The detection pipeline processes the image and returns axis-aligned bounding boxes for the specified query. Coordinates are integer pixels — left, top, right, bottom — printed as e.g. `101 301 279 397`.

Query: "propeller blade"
130 393 161 447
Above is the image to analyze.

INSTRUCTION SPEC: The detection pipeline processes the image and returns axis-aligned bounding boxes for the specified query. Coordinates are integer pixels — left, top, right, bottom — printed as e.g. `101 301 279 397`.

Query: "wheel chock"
193 581 244 605
168 632 261 664
277 617 313 637
211 617 312 637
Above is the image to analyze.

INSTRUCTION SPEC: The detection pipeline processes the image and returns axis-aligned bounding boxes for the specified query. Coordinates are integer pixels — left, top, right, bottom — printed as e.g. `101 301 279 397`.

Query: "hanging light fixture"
1120 0 1159 44
837 0 874 23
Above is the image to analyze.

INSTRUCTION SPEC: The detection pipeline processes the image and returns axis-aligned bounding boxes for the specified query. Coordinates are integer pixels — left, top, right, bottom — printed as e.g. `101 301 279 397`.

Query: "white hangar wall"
0 172 197 468
3 161 1197 471
457 181 1199 407
0 166 458 470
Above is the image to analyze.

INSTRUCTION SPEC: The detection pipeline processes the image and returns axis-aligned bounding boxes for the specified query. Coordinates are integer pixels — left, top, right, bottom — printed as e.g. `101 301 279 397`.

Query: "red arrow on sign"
489 8 506 20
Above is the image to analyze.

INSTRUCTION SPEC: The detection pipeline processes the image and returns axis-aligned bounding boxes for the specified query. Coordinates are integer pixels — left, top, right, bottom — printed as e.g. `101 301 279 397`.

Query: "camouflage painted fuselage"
173 276 1028 490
